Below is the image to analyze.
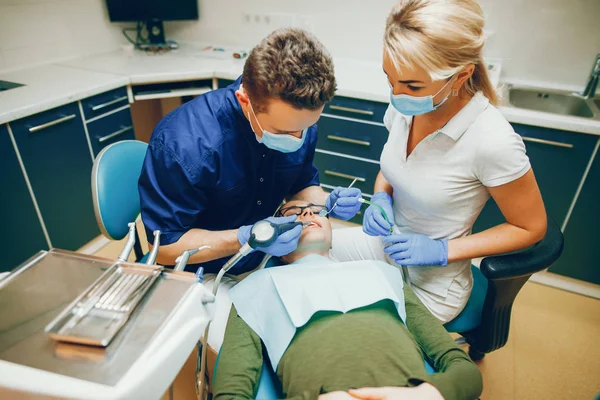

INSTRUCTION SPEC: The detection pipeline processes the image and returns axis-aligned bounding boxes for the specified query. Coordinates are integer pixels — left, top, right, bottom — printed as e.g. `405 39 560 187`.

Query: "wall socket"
242 12 315 32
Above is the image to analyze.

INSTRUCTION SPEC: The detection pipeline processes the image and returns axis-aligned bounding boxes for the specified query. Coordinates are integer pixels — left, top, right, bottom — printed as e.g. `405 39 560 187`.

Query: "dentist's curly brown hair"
242 28 337 113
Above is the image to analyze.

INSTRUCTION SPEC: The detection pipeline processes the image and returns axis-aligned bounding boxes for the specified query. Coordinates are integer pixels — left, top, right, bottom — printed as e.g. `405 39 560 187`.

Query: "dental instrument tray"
45 262 163 347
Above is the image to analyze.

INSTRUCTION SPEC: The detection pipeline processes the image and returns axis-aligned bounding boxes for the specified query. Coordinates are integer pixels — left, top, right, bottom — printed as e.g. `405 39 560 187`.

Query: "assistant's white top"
380 92 531 297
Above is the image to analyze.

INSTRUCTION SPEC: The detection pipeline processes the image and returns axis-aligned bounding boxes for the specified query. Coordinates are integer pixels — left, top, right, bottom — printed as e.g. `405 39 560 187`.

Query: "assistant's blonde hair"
384 0 497 105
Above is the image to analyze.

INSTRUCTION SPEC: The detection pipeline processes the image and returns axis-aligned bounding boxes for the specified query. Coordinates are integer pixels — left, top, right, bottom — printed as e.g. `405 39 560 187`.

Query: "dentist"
138 29 361 353
331 0 547 324
139 28 362 274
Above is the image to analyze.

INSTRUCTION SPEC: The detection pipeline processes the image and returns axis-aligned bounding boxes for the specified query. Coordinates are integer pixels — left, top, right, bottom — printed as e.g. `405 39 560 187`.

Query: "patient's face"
277 200 333 253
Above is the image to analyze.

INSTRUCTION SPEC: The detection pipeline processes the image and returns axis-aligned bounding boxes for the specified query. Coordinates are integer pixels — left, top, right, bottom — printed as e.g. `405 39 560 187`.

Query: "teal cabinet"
0 124 49 271
549 137 600 284
86 107 135 157
9 103 100 251
315 96 388 224
217 79 236 88
473 124 598 233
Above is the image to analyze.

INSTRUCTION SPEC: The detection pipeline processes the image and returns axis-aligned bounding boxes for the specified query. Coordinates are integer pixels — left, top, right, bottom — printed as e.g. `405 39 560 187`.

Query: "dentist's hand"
326 187 362 220
362 191 394 236
382 233 448 266
237 215 302 257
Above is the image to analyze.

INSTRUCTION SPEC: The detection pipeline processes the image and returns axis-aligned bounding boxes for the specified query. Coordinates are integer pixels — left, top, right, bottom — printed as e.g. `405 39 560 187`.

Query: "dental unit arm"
117 222 137 262
174 246 212 272
146 230 161 265
196 219 309 400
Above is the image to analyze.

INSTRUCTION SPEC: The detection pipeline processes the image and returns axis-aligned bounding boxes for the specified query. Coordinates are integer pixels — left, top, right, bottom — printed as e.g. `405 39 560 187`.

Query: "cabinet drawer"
324 96 388 123
317 115 387 161
87 108 135 156
217 79 236 88
314 151 380 195
9 102 100 250
473 123 598 233
81 87 129 120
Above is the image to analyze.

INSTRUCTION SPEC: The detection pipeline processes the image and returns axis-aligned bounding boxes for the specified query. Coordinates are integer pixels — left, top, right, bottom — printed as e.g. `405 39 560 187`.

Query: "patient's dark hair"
242 28 337 113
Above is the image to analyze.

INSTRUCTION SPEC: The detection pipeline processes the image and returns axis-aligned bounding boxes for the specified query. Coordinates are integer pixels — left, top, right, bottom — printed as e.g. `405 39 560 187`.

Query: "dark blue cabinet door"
549 137 600 284
0 124 48 271
86 108 135 157
217 79 236 88
9 103 100 250
473 124 598 233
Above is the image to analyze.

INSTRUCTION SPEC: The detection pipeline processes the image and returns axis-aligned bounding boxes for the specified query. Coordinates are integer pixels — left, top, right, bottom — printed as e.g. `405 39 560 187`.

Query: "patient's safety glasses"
277 204 328 218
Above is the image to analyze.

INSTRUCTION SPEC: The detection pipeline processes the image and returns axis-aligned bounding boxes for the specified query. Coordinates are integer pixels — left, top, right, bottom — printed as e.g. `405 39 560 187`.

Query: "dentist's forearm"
374 171 393 195
447 221 546 263
151 228 241 265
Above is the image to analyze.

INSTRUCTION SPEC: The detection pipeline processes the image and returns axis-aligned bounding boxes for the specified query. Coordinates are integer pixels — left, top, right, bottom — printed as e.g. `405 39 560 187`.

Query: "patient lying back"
213 200 482 400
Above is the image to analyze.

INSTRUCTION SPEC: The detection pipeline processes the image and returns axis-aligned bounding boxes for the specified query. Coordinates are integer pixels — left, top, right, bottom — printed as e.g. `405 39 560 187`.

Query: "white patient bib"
229 255 406 370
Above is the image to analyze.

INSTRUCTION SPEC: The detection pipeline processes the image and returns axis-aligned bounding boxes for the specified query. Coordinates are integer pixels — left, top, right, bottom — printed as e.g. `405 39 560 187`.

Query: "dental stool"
91 140 148 261
444 217 564 360
214 217 563 398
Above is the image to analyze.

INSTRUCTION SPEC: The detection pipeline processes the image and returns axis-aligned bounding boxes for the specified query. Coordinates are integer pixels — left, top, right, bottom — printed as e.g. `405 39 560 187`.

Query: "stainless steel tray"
0 249 200 386
45 263 163 347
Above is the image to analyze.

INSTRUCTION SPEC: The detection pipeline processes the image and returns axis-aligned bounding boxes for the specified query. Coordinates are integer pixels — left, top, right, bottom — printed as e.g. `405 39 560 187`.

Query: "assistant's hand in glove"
362 191 395 237
237 215 302 257
382 233 448 266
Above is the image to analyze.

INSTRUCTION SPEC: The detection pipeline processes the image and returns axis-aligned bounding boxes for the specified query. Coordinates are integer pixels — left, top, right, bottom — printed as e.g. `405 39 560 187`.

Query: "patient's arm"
212 306 263 399
214 306 323 400
404 286 483 400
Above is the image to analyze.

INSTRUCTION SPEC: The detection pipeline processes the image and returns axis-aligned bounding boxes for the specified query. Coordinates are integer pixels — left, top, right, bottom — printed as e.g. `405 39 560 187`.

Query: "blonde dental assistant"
330 0 547 324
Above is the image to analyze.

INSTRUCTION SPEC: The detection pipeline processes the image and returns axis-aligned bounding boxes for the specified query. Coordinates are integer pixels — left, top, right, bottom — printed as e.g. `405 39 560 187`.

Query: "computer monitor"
106 0 199 45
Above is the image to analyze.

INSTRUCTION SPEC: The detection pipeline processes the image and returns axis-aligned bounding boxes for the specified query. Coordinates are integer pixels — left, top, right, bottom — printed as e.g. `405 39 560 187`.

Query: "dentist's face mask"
390 77 455 116
248 101 307 153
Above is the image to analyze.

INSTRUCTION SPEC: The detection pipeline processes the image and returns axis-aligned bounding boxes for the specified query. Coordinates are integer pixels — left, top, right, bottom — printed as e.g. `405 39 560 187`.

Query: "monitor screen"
106 0 199 22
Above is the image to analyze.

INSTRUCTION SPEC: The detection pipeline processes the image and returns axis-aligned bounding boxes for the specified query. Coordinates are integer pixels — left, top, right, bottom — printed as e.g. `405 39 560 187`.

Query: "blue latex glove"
362 191 395 236
237 215 302 257
326 187 362 220
382 233 448 266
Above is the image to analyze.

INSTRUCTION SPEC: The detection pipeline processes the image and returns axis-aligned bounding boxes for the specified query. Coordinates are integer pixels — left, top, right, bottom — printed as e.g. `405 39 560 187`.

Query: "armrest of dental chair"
461 217 564 360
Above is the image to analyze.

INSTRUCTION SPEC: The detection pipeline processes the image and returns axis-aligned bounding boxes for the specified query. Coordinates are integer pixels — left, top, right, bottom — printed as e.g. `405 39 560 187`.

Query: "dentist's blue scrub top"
138 78 320 274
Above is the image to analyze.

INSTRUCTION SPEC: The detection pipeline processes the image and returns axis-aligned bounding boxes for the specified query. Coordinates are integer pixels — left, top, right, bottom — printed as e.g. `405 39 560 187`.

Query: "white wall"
0 0 123 73
0 0 598 88
167 0 600 89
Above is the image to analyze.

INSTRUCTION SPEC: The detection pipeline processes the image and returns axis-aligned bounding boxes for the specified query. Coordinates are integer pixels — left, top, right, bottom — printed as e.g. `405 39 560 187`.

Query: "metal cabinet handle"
91 96 128 112
325 170 366 182
29 114 76 133
327 135 371 147
98 125 133 143
329 105 374 116
522 136 573 149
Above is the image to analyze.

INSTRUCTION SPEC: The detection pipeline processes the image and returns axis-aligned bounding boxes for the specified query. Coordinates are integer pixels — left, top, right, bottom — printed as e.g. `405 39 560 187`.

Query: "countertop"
1 42 599 135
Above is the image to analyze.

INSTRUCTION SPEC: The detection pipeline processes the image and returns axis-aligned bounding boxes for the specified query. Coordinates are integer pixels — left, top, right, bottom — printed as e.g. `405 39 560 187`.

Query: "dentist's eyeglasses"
277 204 328 218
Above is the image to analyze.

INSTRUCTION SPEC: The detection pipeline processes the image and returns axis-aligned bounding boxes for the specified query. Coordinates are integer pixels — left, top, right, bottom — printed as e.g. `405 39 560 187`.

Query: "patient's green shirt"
213 285 482 400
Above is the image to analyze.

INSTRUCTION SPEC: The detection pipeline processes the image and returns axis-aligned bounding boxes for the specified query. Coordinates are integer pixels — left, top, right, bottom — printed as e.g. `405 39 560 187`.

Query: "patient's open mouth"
302 221 321 229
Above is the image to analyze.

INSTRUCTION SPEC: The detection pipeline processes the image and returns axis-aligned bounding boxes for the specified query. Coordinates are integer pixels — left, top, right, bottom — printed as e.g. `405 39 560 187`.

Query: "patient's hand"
348 383 444 399
318 391 359 400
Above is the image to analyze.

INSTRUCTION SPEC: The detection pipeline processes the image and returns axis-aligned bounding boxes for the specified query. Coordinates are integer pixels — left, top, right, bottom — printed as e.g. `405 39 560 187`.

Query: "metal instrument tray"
0 249 199 386
45 262 163 347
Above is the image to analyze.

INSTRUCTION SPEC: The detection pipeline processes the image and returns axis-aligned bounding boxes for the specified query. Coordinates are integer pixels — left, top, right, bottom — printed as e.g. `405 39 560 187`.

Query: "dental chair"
91 140 148 262
213 216 564 398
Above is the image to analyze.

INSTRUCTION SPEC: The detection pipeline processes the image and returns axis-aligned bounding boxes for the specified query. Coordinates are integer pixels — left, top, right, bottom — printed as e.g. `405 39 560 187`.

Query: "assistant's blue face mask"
248 102 306 153
390 77 455 116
